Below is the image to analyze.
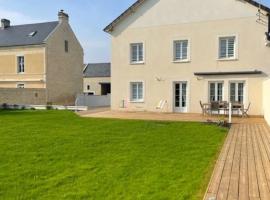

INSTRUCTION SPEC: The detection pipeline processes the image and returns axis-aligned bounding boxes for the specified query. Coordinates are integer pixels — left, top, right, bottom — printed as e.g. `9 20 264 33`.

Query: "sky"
0 0 270 63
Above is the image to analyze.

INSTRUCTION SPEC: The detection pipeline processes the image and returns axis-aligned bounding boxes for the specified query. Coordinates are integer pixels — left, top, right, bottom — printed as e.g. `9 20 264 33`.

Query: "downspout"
266 14 270 41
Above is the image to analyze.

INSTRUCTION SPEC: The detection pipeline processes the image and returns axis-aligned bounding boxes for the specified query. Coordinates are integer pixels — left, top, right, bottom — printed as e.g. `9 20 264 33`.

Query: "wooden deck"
204 122 270 200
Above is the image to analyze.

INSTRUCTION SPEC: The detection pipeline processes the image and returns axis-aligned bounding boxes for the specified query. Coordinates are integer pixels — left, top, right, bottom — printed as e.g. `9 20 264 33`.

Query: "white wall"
263 79 270 125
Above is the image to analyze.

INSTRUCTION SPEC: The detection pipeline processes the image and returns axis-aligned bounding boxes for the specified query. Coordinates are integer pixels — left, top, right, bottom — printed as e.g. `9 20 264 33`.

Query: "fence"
76 94 111 107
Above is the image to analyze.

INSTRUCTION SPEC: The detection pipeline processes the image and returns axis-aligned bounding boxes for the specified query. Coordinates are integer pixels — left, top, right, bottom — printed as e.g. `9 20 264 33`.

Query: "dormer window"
28 31 37 37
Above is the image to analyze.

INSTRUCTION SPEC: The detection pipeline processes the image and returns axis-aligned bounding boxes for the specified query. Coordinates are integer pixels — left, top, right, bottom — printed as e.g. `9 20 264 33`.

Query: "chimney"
58 10 69 23
1 19 10 29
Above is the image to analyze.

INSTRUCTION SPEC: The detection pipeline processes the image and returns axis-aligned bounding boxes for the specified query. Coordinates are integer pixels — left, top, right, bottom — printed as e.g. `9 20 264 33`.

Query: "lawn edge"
197 127 229 200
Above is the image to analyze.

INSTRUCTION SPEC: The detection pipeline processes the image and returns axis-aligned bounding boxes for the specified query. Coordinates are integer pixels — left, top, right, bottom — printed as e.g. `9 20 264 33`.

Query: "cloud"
0 9 41 25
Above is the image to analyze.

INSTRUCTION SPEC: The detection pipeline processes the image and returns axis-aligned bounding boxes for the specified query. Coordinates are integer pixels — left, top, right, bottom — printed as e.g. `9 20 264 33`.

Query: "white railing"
28 105 88 111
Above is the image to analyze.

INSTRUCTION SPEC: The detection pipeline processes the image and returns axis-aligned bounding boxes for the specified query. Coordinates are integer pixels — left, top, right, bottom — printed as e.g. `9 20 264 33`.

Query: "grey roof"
0 21 59 47
83 63 111 78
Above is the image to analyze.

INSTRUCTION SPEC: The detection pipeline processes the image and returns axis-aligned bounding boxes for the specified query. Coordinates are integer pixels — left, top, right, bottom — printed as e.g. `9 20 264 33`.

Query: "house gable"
105 0 269 33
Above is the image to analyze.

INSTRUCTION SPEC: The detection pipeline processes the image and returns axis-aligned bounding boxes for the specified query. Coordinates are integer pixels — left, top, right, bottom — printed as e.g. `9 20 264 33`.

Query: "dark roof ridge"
0 21 59 29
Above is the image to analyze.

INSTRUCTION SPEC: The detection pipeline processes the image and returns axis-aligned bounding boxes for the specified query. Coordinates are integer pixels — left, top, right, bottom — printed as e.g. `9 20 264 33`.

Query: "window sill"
217 58 238 61
172 60 190 63
130 62 145 65
129 100 145 103
17 72 25 74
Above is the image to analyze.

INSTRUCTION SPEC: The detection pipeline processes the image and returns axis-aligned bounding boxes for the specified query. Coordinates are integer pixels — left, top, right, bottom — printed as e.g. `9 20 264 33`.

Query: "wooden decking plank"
247 124 261 199
260 124 270 161
204 125 235 200
256 125 270 192
216 125 239 200
227 124 242 200
203 119 270 200
239 124 249 200
251 124 270 200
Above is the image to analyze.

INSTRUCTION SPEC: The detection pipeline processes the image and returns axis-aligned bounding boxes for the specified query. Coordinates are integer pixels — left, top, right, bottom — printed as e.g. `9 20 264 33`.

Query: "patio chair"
241 103 251 118
199 101 210 115
156 100 167 110
219 101 229 115
211 101 220 115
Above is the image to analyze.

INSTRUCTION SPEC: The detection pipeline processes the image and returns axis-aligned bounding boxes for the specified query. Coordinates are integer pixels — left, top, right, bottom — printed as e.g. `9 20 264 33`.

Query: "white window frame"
130 81 144 103
173 39 190 63
17 83 25 88
130 43 145 64
229 81 245 104
17 56 25 74
217 34 238 61
208 81 224 102
173 80 190 113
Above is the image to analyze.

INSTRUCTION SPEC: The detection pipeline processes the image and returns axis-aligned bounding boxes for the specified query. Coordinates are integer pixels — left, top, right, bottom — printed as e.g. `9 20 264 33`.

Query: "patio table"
205 102 244 116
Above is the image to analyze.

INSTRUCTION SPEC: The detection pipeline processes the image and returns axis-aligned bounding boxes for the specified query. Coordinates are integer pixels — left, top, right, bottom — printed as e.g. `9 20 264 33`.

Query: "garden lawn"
0 110 227 200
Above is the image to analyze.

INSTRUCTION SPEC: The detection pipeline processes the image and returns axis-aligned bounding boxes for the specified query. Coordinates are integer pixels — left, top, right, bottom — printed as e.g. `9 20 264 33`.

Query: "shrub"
1 103 9 110
13 104 19 109
46 102 53 110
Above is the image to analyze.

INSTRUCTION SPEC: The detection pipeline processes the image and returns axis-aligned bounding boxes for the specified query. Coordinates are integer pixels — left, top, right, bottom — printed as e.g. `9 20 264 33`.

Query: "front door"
174 82 187 113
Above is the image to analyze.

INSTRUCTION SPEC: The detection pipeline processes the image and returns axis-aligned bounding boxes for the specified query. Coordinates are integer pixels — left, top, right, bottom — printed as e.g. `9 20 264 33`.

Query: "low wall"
76 94 111 107
0 88 46 105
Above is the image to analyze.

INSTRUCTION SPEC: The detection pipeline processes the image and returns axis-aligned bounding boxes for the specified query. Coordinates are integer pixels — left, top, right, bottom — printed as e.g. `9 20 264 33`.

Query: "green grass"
0 110 227 200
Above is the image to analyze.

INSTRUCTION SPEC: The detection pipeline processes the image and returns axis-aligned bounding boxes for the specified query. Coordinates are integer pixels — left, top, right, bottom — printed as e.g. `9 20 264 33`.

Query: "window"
209 82 223 102
174 40 189 61
130 43 144 63
219 36 236 59
130 82 144 102
17 83 25 88
65 40 69 53
87 85 91 90
28 31 37 37
230 82 244 103
17 56 25 73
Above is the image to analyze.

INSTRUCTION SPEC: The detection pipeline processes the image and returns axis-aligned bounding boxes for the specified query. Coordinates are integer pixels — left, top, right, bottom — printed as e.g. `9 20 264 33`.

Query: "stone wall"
46 18 83 106
0 89 46 105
